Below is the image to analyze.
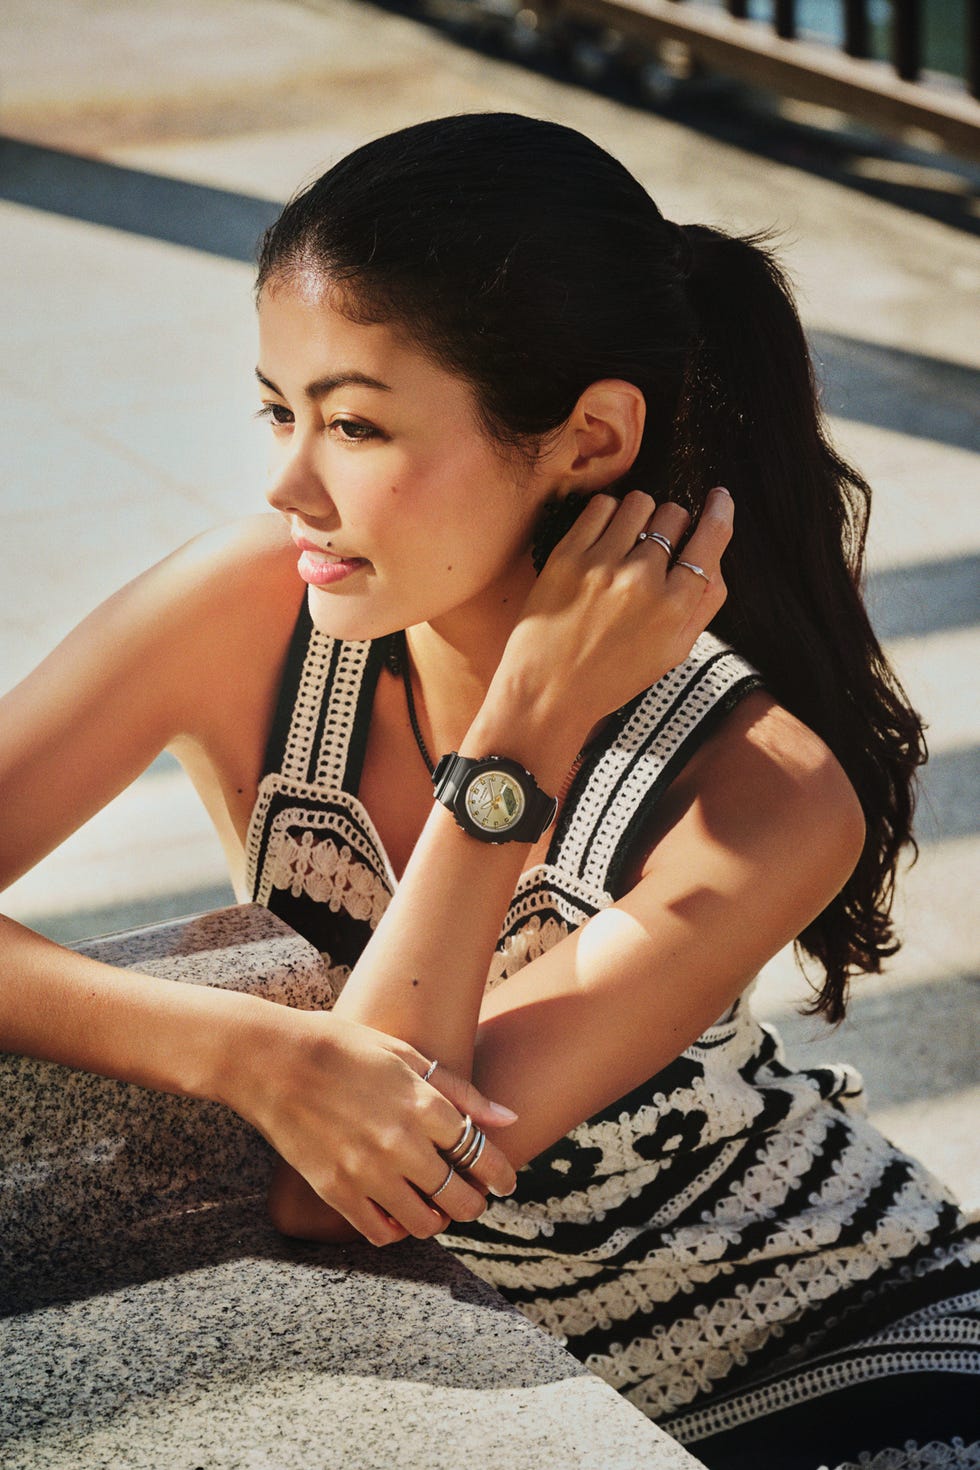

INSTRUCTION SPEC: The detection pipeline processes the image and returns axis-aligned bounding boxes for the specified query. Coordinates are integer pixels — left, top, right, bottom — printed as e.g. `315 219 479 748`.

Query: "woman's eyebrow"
254 368 392 398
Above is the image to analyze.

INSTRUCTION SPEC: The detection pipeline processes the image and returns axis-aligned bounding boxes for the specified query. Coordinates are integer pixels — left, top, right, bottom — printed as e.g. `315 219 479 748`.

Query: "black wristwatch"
432 752 558 845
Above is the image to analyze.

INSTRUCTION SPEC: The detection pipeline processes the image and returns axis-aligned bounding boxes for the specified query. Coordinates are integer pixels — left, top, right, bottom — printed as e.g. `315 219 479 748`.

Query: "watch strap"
432 753 557 844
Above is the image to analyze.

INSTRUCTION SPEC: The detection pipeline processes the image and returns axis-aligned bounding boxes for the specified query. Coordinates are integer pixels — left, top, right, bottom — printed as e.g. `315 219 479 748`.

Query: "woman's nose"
265 432 335 522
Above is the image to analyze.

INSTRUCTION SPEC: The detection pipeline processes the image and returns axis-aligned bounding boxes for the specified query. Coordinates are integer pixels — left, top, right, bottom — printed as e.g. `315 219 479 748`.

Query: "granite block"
0 904 706 1467
0 906 330 1280
1 1203 704 1468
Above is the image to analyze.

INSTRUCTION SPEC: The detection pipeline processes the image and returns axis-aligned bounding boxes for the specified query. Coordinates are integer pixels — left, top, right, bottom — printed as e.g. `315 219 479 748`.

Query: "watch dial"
464 771 526 831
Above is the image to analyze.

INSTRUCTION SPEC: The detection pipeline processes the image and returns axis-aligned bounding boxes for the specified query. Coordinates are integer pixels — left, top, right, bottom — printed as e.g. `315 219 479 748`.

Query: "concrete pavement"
1 0 977 1202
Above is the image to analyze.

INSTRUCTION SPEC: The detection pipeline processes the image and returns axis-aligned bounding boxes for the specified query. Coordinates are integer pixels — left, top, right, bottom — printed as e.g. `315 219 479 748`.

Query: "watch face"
464 770 526 833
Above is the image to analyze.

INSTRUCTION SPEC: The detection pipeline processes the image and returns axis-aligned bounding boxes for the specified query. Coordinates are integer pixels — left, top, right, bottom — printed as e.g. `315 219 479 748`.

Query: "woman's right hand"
494 487 733 765
220 999 518 1245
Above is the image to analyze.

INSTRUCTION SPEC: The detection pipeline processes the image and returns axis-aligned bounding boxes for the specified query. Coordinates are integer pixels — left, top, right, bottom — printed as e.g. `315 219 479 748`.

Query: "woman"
2 114 976 1468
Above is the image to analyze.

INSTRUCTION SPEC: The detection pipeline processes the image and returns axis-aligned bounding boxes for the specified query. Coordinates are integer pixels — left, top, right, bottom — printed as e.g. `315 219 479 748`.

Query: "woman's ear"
559 379 646 491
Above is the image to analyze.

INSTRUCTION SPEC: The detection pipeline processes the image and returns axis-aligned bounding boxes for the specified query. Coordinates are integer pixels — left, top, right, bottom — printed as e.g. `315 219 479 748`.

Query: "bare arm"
275 487 866 1237
0 517 517 1242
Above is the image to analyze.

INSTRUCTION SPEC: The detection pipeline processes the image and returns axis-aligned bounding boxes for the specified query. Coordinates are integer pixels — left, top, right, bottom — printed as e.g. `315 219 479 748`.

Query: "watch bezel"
462 768 527 834
432 752 558 845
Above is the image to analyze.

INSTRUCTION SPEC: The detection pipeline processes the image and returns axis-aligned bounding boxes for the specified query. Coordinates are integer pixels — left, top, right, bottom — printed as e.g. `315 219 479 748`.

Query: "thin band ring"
421 1059 439 1083
454 1128 486 1172
452 1127 484 1169
461 1132 487 1173
637 531 673 556
429 1164 455 1199
675 559 710 584
445 1116 475 1161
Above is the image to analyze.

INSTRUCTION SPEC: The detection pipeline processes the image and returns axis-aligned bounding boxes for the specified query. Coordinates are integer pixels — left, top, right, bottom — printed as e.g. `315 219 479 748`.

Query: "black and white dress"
247 600 980 1470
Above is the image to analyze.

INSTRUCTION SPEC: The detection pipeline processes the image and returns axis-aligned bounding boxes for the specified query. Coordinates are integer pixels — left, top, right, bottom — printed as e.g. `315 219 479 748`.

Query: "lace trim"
487 1055 867 1243
244 774 276 898
888 1287 980 1329
828 1440 980 1470
555 637 751 888
278 630 358 785
492 1152 952 1416
519 1194 943 1362
266 823 391 927
502 869 605 934
488 913 571 991
667 1345 980 1444
250 796 395 911
314 638 372 788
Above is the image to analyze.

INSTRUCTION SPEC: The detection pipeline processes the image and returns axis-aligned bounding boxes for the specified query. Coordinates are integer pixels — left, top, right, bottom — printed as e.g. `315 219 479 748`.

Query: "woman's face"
257 279 557 644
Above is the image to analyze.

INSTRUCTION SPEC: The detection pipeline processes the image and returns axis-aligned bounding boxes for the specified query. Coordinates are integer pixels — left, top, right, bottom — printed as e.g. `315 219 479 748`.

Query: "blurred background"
1 0 977 1198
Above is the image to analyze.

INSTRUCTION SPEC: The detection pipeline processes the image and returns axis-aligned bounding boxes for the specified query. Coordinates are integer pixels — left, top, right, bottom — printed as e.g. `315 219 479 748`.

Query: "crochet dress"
246 600 980 1470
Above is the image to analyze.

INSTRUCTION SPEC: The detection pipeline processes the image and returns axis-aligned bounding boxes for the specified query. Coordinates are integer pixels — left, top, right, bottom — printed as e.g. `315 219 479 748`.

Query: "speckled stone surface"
2 1206 704 1468
1 905 705 1468
1 906 329 1274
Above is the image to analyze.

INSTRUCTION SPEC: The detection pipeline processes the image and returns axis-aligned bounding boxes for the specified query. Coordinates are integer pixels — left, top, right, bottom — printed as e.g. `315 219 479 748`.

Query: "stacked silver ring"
444 1114 487 1173
637 531 673 556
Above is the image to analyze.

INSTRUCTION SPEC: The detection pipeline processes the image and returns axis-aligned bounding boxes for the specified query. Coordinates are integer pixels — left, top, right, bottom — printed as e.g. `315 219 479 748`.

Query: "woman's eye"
330 418 380 442
255 403 293 427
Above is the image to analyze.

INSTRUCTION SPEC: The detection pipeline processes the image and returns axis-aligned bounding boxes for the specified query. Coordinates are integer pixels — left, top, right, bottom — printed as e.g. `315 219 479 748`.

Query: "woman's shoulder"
142 512 298 614
634 689 866 893
100 513 302 675
0 516 302 888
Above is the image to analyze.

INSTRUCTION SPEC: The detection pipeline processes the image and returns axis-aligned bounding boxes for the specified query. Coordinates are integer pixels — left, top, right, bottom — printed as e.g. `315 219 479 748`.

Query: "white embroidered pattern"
251 621 977 1443
268 827 391 926
488 911 571 989
248 790 396 914
827 1439 980 1470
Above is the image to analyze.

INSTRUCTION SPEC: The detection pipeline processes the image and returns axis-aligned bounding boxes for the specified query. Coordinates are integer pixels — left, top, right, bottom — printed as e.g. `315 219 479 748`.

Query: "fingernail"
489 1182 517 1197
488 1102 518 1122
713 485 732 498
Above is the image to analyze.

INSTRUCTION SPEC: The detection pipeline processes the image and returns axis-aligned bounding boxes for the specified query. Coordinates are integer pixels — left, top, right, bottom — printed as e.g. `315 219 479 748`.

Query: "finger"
362 1201 410 1247
631 508 693 570
428 1069 518 1196
318 1187 405 1246
432 1066 518 1129
639 502 692 560
374 1181 452 1241
675 486 733 573
418 1161 488 1225
592 490 657 559
551 492 623 555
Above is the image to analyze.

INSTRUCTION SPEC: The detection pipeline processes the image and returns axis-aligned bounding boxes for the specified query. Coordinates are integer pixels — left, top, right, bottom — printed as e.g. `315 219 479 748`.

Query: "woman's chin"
305 585 400 643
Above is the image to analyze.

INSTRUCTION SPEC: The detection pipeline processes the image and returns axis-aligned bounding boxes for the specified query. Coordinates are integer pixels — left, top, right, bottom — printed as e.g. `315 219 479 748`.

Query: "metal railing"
717 0 977 91
447 0 980 158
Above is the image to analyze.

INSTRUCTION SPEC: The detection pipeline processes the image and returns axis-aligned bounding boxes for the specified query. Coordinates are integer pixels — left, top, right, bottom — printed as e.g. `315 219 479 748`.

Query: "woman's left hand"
497 487 732 748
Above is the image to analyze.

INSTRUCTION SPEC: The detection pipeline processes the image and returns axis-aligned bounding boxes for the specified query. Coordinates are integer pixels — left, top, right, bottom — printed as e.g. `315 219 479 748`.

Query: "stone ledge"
0 904 705 1468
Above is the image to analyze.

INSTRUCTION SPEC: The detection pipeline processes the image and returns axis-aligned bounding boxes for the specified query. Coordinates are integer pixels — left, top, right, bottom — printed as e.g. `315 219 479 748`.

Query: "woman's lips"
296 548 368 587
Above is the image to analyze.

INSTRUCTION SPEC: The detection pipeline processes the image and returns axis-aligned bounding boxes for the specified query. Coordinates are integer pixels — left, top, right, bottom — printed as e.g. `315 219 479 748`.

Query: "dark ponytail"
258 113 926 1022
666 228 926 1020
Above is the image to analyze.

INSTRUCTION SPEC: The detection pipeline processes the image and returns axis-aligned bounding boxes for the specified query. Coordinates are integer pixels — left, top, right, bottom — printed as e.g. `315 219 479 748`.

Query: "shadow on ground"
0 135 279 262
771 969 979 1110
3 136 978 455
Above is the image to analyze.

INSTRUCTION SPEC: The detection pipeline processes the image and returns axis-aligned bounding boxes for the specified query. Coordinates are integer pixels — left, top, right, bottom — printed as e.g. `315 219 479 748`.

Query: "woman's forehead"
256 284 483 418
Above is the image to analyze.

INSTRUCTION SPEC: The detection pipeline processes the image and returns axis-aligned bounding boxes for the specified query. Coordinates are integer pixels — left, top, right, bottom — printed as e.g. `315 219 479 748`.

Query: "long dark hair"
257 113 926 1022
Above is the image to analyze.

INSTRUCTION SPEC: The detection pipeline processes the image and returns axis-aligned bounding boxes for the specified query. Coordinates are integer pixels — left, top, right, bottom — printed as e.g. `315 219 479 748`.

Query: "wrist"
464 659 589 793
195 988 292 1117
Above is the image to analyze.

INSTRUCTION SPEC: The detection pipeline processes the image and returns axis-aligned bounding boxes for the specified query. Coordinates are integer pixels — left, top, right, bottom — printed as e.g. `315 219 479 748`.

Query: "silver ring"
454 1127 486 1172
462 1132 487 1173
675 559 710 584
429 1164 455 1199
637 531 673 556
445 1115 475 1162
421 1059 439 1083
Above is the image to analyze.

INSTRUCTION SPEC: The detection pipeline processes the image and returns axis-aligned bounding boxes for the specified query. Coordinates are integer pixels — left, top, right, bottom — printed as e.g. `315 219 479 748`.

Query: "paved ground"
1 0 977 1202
